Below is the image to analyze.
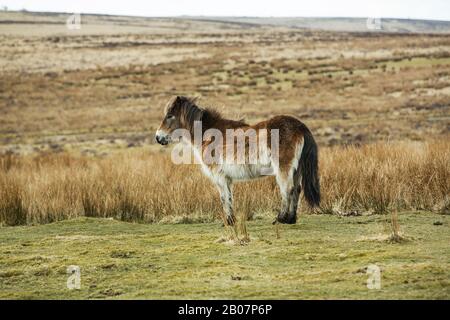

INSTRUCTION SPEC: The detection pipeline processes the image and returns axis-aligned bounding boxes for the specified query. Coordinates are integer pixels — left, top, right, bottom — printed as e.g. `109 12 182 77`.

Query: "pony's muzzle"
155 131 170 145
155 135 168 145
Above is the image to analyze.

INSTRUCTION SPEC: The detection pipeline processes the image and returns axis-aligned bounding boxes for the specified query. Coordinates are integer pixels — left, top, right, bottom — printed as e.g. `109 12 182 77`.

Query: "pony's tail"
299 130 321 208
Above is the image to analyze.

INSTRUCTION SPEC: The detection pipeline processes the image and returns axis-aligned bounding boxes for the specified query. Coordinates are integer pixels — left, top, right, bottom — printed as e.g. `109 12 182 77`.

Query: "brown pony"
156 96 320 225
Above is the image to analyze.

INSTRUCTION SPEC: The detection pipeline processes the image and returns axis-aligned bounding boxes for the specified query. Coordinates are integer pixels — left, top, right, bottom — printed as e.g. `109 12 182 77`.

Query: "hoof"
286 217 296 224
275 212 296 224
226 215 236 226
275 211 288 224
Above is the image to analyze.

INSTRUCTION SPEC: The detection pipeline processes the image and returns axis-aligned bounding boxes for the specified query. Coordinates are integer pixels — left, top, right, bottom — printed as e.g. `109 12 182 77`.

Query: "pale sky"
1 0 449 21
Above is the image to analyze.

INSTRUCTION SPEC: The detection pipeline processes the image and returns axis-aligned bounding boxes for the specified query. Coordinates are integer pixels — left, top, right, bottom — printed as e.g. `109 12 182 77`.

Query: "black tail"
299 130 320 207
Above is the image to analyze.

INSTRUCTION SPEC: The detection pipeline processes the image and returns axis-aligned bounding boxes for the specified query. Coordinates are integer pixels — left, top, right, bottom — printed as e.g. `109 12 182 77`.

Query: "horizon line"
4 9 450 23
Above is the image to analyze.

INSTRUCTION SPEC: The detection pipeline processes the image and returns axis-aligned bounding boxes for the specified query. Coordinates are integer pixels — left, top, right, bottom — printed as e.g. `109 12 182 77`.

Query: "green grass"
0 212 449 299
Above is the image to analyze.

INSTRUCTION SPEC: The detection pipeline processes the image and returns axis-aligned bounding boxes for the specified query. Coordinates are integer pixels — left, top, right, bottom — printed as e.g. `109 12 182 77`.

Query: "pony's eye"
167 115 175 120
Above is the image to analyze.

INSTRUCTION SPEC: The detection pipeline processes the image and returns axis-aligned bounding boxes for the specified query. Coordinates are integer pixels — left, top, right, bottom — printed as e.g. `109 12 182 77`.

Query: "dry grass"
388 211 404 243
1 140 448 226
319 140 450 215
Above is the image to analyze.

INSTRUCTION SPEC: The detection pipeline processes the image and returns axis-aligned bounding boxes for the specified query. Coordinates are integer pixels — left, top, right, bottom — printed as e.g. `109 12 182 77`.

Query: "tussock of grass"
0 140 449 226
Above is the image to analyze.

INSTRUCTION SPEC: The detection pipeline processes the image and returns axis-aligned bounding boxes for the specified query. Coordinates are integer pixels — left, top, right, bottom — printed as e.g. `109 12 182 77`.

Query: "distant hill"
189 16 450 33
0 11 449 34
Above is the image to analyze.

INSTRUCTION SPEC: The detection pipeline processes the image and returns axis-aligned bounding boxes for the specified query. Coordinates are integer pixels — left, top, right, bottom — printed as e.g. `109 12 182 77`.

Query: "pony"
155 96 320 225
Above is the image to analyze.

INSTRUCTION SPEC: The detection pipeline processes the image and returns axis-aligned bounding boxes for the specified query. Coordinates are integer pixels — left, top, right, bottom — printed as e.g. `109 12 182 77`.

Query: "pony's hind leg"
287 180 301 224
286 144 304 224
273 142 303 224
215 175 235 226
274 171 294 224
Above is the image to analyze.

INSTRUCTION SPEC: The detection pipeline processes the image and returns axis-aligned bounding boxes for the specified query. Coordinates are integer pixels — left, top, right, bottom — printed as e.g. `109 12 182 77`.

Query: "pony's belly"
220 163 271 181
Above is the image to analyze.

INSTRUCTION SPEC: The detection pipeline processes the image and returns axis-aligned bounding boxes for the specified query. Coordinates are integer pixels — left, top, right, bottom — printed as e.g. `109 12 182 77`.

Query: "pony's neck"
183 106 248 146
200 109 220 132
201 109 247 132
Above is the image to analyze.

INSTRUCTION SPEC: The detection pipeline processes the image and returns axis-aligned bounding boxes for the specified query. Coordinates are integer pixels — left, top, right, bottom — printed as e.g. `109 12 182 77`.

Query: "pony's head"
155 96 203 145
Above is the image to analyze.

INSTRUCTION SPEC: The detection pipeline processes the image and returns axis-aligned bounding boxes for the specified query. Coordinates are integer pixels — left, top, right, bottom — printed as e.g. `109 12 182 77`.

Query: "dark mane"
202 108 248 130
170 96 203 135
174 96 248 134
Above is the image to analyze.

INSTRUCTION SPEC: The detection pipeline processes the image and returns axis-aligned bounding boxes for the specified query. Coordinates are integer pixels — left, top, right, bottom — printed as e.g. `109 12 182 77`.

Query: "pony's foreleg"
215 175 235 226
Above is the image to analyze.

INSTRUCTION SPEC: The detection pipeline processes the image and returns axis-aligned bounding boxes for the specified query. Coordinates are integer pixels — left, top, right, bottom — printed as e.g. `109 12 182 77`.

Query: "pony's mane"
202 107 247 129
174 96 247 133
174 96 203 135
